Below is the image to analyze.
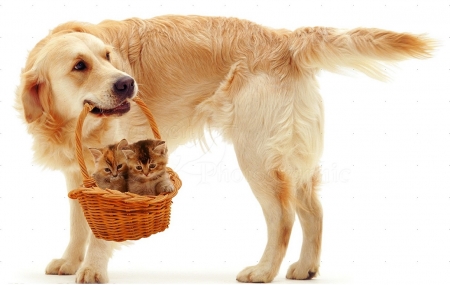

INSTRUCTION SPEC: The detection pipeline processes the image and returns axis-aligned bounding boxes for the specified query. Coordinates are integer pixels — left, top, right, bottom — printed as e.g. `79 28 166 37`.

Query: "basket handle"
133 96 161 140
75 97 162 188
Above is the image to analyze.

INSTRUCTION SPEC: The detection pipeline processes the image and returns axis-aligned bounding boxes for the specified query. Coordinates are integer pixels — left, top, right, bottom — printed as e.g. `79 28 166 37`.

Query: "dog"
16 15 433 283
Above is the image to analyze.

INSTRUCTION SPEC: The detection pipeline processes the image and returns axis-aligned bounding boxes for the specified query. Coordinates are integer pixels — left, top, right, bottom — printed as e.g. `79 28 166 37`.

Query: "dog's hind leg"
211 72 296 283
197 64 322 282
46 172 89 276
234 146 296 283
286 167 323 280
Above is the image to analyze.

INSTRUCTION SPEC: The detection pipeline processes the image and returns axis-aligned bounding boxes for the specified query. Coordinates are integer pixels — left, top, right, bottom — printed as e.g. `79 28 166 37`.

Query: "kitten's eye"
136 166 142 171
74 61 87 71
117 164 123 170
106 52 110 61
150 163 156 169
104 168 111 173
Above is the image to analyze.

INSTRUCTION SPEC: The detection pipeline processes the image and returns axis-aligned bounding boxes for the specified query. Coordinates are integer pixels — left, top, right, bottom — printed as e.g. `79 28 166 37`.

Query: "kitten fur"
89 139 129 193
123 139 174 196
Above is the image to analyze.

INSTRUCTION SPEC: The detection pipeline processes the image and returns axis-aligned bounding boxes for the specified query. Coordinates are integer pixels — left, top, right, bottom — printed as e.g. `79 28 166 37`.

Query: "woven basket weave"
68 97 181 242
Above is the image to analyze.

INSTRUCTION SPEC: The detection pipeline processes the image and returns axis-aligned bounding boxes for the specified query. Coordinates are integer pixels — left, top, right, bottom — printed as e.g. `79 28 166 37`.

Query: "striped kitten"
89 139 129 192
123 139 174 196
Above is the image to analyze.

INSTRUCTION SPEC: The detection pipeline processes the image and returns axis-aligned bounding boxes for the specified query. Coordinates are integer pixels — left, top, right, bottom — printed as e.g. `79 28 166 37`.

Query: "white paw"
236 264 277 283
160 183 175 193
286 261 318 280
45 258 81 275
75 265 108 284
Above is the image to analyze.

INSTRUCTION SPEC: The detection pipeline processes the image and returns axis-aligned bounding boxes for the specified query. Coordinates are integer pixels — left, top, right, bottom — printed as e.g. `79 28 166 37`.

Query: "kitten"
123 139 174 196
89 139 129 192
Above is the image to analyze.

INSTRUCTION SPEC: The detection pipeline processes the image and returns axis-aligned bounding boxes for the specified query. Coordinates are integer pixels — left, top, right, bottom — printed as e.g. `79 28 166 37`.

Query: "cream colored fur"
16 15 433 283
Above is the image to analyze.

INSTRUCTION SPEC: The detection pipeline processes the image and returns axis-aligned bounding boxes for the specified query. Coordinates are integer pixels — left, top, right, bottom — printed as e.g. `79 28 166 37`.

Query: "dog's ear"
20 69 45 123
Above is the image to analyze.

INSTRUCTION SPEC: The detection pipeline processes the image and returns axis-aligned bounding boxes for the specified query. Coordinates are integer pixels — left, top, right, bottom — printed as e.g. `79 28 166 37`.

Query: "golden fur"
16 15 433 283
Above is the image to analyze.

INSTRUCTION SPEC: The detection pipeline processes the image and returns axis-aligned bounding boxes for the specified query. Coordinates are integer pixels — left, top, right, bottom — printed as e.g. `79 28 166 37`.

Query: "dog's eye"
136 166 142 171
106 52 110 61
74 61 87 71
104 168 111 173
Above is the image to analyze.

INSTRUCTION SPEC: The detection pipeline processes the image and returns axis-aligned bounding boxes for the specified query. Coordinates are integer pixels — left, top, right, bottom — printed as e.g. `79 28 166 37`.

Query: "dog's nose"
113 76 135 98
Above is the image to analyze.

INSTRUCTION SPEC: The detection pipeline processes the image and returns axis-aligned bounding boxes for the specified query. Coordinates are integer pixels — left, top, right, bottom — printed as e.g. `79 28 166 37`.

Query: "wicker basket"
68 97 181 242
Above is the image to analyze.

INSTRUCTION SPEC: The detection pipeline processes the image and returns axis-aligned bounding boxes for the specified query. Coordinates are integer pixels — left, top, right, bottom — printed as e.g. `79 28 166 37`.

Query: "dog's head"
17 30 137 124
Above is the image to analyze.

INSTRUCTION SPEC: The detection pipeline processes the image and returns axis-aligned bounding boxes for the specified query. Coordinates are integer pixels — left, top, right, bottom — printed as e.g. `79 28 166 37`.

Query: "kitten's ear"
122 149 135 159
117 139 128 150
153 140 167 155
89 148 103 163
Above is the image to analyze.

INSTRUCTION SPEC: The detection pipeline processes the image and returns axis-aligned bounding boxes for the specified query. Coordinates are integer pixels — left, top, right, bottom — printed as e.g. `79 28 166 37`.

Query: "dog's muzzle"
113 76 135 100
84 76 137 117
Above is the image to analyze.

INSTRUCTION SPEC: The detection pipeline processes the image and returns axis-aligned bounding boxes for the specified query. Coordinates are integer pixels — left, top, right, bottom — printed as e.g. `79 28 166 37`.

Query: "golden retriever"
16 15 433 283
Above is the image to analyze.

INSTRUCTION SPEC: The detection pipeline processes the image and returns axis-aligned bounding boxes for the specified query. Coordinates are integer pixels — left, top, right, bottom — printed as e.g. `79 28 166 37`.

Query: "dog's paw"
286 261 319 280
75 266 108 284
45 258 81 275
236 264 277 283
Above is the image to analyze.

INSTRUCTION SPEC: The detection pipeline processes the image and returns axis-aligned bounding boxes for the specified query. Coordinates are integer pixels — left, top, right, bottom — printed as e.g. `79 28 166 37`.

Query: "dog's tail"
289 27 435 79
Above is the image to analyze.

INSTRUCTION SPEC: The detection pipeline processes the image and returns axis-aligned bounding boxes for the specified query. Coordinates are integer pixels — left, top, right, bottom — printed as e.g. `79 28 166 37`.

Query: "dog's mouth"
84 100 131 117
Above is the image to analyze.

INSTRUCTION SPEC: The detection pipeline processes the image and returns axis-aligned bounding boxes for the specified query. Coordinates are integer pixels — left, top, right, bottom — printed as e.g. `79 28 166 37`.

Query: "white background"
0 0 449 284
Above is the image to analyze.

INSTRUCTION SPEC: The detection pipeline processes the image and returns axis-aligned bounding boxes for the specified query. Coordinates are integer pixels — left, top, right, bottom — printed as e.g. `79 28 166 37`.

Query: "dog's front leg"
45 200 89 275
46 171 89 275
75 233 114 283
44 170 115 283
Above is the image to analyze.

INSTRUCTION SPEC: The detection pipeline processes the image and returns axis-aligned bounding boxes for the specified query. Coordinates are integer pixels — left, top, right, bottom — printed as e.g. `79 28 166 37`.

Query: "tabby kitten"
89 139 129 193
122 139 174 196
